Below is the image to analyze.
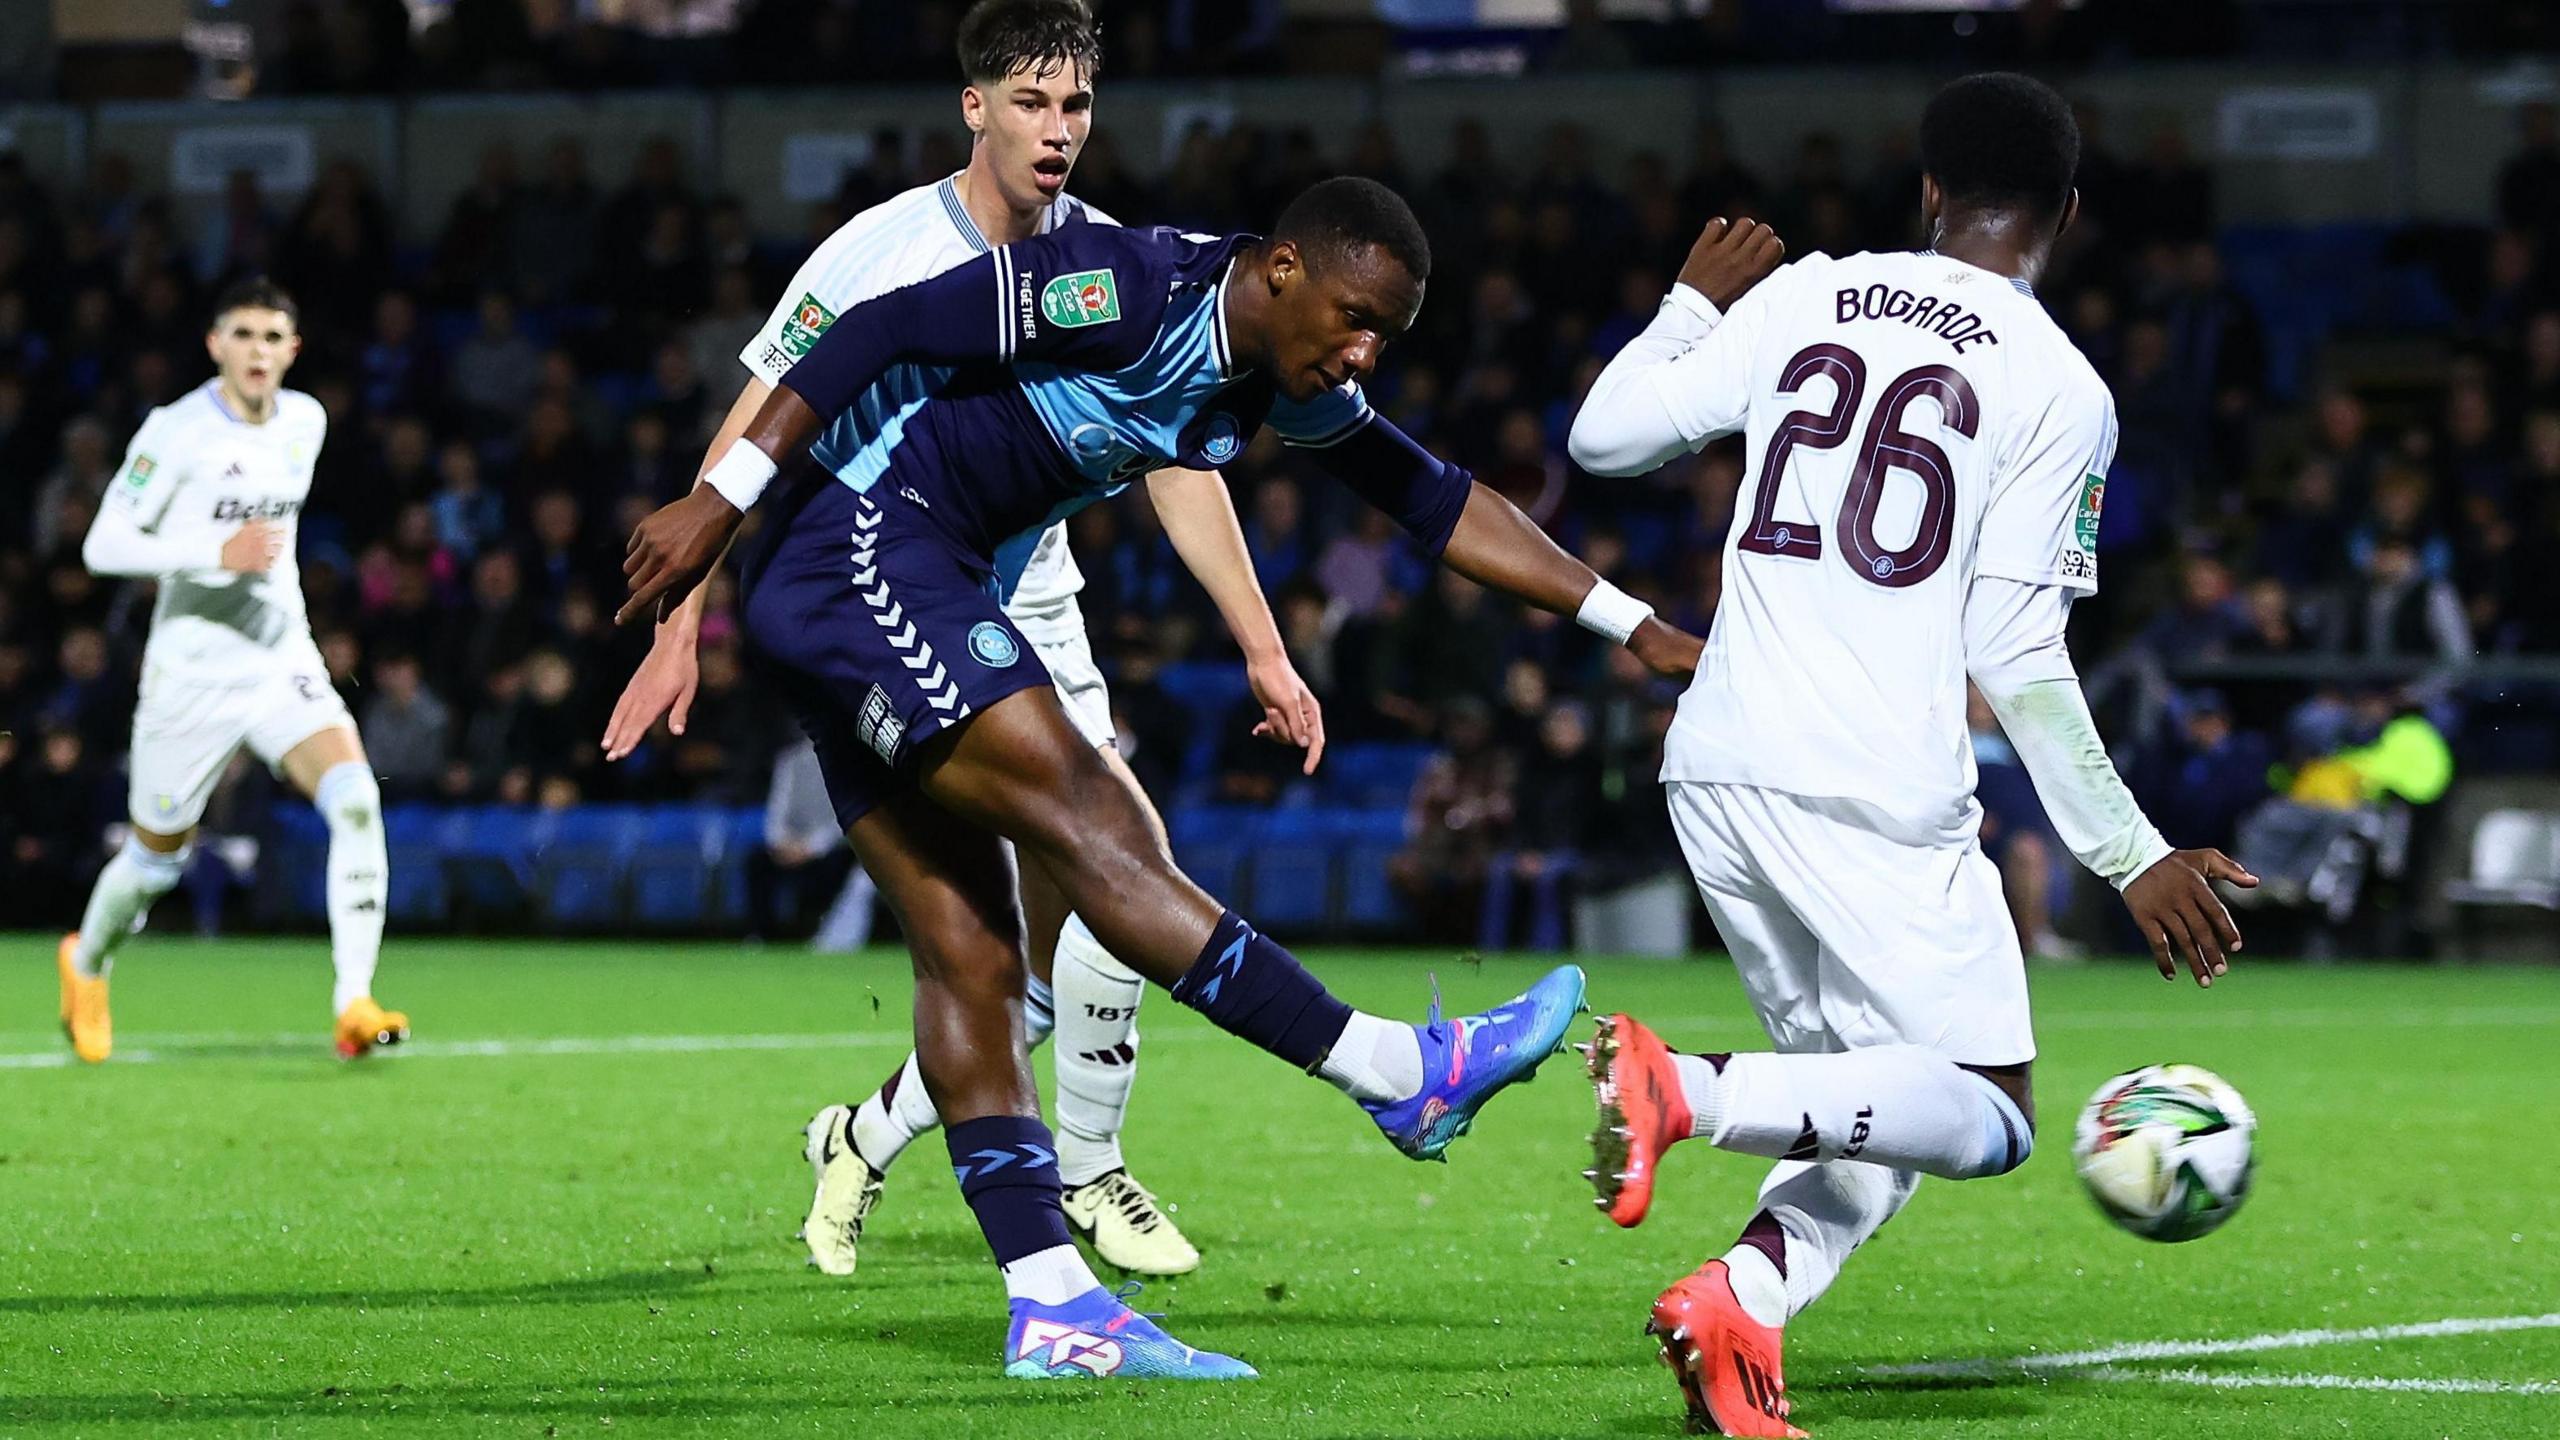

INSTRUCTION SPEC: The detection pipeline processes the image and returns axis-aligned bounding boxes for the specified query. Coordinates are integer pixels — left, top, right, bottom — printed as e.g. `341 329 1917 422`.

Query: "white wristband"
702 440 778 512
1576 579 1654 645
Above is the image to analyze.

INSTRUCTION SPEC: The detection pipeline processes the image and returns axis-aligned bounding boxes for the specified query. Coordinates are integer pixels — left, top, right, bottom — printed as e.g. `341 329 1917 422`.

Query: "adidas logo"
1075 1043 1136 1067
1732 1346 1787 1418
1780 1112 1821 1162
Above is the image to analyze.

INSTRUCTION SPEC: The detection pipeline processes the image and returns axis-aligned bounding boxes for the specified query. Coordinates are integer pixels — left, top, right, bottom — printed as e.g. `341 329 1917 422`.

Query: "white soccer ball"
2071 1063 2257 1243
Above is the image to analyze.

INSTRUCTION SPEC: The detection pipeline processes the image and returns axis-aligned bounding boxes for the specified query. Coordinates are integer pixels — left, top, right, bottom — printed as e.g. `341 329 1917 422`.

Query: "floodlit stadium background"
3 0 2557 962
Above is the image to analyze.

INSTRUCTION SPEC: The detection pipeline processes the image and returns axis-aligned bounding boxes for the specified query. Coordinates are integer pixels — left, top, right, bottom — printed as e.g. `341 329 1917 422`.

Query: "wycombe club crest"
968 621 1020 668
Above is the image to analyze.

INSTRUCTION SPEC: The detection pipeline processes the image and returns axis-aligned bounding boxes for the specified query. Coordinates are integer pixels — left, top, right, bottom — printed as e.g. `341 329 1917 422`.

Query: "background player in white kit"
1565 76 2256 1436
598 0 1320 1280
62 278 408 1065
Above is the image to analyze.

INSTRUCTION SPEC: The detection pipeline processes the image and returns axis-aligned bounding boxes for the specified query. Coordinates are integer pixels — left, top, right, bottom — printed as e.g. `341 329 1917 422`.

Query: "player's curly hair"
1272 177 1433 285
208 275 299 330
957 0 1102 88
1920 72 2079 223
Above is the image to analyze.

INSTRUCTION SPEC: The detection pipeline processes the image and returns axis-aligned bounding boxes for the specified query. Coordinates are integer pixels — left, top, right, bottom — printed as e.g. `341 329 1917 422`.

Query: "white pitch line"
2079 1365 2559 1396
0 1030 913 1069
1872 1312 2560 1378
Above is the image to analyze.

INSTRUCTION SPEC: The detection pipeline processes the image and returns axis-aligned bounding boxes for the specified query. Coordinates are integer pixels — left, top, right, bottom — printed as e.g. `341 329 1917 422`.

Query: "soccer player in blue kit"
619 178 1706 1379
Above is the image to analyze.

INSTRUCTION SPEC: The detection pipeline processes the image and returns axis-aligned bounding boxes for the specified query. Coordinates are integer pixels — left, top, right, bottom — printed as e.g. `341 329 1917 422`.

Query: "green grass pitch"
4 937 2554 1437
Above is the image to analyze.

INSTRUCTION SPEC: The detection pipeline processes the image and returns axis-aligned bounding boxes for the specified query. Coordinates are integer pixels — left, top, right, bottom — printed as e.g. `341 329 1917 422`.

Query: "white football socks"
73 833 190 976
1729 1158 1921 1325
1001 1242 1104 1306
851 976 1058 1173
1673 1045 2033 1181
1050 917 1141 1187
851 1054 940 1171
1317 1010 1426 1105
315 762 388 1016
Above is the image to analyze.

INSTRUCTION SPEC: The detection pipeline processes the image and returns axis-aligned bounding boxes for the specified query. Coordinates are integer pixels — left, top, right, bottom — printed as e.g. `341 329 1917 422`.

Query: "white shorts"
127 658 352 832
1018 604 1114 749
1667 780 2034 1065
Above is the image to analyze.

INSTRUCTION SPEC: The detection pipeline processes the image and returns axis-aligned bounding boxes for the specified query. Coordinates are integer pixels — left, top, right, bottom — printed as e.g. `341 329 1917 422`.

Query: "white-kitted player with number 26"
1564 73 2255 1439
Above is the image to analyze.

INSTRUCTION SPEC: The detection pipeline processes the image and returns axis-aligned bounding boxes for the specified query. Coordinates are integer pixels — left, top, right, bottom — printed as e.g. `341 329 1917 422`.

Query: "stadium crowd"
5 93 2559 938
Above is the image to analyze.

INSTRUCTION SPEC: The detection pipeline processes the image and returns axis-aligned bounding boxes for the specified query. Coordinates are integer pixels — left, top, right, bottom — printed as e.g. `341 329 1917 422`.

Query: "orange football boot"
1585 1012 1694 1227
334 997 410 1059
1648 1260 1806 1438
57 934 112 1064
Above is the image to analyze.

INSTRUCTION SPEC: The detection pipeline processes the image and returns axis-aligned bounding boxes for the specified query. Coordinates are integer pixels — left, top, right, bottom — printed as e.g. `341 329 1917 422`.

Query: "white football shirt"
94 381 329 684
1596 250 2117 845
741 174 1112 619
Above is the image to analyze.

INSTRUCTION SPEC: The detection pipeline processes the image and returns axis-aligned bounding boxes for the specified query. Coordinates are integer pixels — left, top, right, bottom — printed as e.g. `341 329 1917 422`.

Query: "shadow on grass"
0 1264 746 1316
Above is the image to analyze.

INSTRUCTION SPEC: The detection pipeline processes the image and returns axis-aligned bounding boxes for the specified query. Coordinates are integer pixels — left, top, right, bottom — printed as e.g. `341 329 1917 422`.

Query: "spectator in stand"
1388 697 1517 946
1485 699 1600 951
2127 688 2275 858
2496 100 2560 250
1968 688 2074 959
3 725 115 928
450 291 543 434
363 651 452 802
509 138 600 304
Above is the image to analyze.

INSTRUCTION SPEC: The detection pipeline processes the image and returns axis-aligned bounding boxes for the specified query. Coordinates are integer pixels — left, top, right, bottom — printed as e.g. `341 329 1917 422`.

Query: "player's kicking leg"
275 723 406 1057
920 685 1586 1162
1586 782 2030 1436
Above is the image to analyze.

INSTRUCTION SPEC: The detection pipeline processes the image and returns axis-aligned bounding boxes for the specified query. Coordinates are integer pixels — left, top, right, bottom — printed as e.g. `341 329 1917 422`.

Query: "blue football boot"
1002 1284 1257 1380
1364 964 1588 1161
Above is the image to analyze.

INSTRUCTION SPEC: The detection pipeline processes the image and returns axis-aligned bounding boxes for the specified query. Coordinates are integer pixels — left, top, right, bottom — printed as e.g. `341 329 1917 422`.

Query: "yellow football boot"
334 996 410 1059
56 934 112 1064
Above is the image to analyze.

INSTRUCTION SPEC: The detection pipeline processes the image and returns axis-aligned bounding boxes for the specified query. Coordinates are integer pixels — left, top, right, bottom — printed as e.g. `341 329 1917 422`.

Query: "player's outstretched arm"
602 377 770 757
1438 481 1703 679
1567 218 1784 478
1144 466 1326 773
1965 574 2259 986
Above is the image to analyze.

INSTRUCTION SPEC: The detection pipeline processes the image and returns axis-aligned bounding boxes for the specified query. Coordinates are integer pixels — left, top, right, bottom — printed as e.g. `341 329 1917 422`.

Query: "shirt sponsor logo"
857 683 906 763
126 456 157 488
778 293 838 358
1039 268 1120 329
212 497 303 522
968 621 1021 669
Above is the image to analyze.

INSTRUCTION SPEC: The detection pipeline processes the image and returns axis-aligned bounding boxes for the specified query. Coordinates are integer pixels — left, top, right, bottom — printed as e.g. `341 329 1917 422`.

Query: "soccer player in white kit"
1564 76 2256 1436
62 277 409 1065
598 0 1320 1280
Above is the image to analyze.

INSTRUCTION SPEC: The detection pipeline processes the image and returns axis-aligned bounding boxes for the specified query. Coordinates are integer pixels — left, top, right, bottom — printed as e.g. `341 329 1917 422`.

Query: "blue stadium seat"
1340 840 1410 932
1248 843 1334 929
387 843 450 924
1326 742 1434 808
1175 840 1248 906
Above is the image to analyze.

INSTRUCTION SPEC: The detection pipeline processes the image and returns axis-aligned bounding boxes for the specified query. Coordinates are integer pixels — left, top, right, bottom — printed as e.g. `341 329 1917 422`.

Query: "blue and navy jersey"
778 223 1472 596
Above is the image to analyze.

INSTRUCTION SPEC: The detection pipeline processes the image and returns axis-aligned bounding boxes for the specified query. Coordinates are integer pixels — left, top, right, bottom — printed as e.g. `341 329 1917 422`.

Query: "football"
2072 1064 2258 1243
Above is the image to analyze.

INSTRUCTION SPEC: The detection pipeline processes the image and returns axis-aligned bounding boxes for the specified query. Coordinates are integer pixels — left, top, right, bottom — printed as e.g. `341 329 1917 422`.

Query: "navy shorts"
740 476 1051 827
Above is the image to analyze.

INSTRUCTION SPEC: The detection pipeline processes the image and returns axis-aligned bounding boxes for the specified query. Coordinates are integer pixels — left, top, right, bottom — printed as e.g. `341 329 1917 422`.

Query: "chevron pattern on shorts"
849 498 968 719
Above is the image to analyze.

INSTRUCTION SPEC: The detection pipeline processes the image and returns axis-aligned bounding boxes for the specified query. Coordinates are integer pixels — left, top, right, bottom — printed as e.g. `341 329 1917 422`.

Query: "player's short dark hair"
1272 177 1433 285
957 0 1102 88
208 276 299 330
1920 72 2080 223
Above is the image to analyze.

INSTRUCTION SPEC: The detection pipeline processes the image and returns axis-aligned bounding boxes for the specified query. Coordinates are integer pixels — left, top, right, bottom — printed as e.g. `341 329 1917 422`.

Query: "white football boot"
1061 1169 1200 1277
800 1104 884 1277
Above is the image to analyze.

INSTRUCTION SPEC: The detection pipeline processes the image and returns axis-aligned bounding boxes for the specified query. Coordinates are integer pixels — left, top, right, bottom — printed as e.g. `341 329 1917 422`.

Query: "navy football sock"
946 1115 1073 1266
1168 910 1354 1072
